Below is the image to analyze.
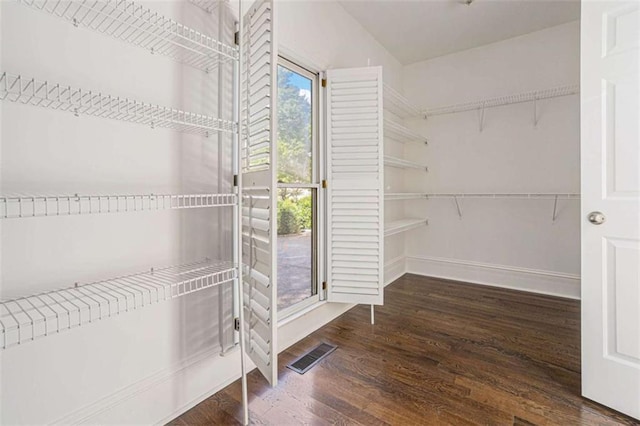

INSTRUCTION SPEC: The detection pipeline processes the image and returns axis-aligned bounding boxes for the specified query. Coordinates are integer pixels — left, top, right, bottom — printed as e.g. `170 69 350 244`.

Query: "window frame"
276 55 324 321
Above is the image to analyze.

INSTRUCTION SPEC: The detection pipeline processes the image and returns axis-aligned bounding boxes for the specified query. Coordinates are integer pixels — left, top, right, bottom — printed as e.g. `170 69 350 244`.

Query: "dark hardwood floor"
170 274 639 425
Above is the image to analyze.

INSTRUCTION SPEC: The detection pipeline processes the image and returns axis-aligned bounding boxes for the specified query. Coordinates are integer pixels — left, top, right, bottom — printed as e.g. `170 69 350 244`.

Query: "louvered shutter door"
241 0 277 386
326 67 384 305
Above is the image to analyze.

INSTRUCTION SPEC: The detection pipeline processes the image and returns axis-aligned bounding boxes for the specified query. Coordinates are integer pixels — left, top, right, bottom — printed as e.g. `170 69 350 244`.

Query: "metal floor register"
286 343 338 374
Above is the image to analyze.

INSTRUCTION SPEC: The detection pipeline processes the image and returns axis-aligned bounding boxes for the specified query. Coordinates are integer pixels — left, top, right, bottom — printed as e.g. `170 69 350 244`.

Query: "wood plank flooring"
169 274 639 425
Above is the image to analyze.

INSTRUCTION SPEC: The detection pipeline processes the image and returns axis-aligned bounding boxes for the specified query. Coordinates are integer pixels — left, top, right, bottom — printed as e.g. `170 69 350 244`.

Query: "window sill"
278 300 327 327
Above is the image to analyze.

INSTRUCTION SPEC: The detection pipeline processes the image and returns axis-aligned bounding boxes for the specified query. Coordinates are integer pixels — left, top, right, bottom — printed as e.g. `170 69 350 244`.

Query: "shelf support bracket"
453 196 463 219
533 96 539 127
552 195 559 222
478 102 486 132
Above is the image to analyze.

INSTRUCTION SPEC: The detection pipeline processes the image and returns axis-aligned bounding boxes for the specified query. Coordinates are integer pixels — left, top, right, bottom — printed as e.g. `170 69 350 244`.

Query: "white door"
241 0 278 387
581 0 640 419
325 66 384 305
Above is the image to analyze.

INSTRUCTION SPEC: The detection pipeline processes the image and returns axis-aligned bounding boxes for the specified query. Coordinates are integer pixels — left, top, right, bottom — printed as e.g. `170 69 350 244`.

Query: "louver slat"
326 67 384 305
241 0 277 387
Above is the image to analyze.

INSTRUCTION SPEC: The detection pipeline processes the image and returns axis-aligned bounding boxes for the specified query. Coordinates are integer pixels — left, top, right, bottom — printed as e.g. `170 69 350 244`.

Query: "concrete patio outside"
277 231 312 310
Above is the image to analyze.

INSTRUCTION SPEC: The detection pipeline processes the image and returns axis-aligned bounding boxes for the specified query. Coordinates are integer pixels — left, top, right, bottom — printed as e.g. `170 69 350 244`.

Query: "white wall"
0 1 235 423
277 1 403 89
0 1 404 424
402 21 581 298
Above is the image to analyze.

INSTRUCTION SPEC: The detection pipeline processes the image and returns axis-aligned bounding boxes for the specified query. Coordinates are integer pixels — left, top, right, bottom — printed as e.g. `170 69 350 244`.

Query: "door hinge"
234 317 240 331
322 179 328 189
233 174 238 187
322 281 327 290
234 31 239 46
321 78 327 88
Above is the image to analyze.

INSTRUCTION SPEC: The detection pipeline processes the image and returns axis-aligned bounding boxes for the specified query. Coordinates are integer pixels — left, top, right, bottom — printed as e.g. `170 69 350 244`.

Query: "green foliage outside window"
277 194 312 235
277 66 313 235
277 67 312 184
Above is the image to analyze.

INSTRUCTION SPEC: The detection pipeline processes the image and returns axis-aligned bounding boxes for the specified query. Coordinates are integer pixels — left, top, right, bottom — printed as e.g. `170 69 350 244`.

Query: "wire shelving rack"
383 84 423 119
384 218 428 237
423 85 580 117
385 192 428 201
0 193 237 219
0 72 236 136
384 155 428 171
188 0 221 14
18 0 238 73
0 259 236 350
384 118 428 145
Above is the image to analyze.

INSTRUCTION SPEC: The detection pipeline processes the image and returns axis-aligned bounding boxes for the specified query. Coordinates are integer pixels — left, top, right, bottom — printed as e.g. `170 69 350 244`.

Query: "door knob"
588 211 606 225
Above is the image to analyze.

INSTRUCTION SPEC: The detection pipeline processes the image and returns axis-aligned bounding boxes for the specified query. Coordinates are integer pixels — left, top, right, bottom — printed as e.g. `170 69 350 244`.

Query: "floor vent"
286 343 337 374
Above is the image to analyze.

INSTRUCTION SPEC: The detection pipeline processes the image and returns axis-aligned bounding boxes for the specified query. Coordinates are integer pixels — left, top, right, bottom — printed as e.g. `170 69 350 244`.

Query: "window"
276 57 320 316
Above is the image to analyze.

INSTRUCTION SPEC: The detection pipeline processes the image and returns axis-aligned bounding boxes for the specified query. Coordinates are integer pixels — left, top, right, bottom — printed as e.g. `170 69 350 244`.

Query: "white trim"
70 300 355 424
54 346 239 425
278 296 323 324
384 256 406 287
277 302 352 352
406 255 580 300
276 183 320 189
278 44 328 74
276 53 323 318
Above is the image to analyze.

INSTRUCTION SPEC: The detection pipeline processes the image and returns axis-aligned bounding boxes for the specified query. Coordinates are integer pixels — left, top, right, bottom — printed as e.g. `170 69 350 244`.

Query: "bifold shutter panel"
326 67 384 305
241 0 277 387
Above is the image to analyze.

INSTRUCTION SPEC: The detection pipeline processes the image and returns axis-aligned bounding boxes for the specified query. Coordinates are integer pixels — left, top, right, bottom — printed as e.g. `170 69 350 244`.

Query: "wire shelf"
384 118 428 145
0 259 236 350
385 193 580 200
0 72 236 136
424 193 581 199
423 85 580 117
19 0 238 72
421 193 580 221
188 0 221 14
385 193 428 201
385 218 428 237
384 156 428 171
0 193 236 219
383 84 422 119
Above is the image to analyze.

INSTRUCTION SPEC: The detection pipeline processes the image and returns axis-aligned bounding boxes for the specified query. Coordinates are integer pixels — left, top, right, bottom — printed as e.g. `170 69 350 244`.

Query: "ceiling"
338 0 580 65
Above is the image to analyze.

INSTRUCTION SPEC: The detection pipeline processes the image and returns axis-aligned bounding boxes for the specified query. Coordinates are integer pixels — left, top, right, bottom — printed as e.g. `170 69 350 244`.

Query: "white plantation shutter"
241 0 277 386
326 67 384 305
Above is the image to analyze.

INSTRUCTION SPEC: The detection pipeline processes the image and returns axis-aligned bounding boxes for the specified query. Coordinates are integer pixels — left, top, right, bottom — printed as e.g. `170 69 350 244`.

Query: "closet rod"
423 84 580 117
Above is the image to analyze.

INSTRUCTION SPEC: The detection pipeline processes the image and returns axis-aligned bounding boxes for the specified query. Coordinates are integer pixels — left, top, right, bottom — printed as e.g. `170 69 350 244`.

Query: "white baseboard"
278 302 354 352
61 259 407 425
75 302 355 424
60 346 244 425
384 256 406 287
406 255 580 300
